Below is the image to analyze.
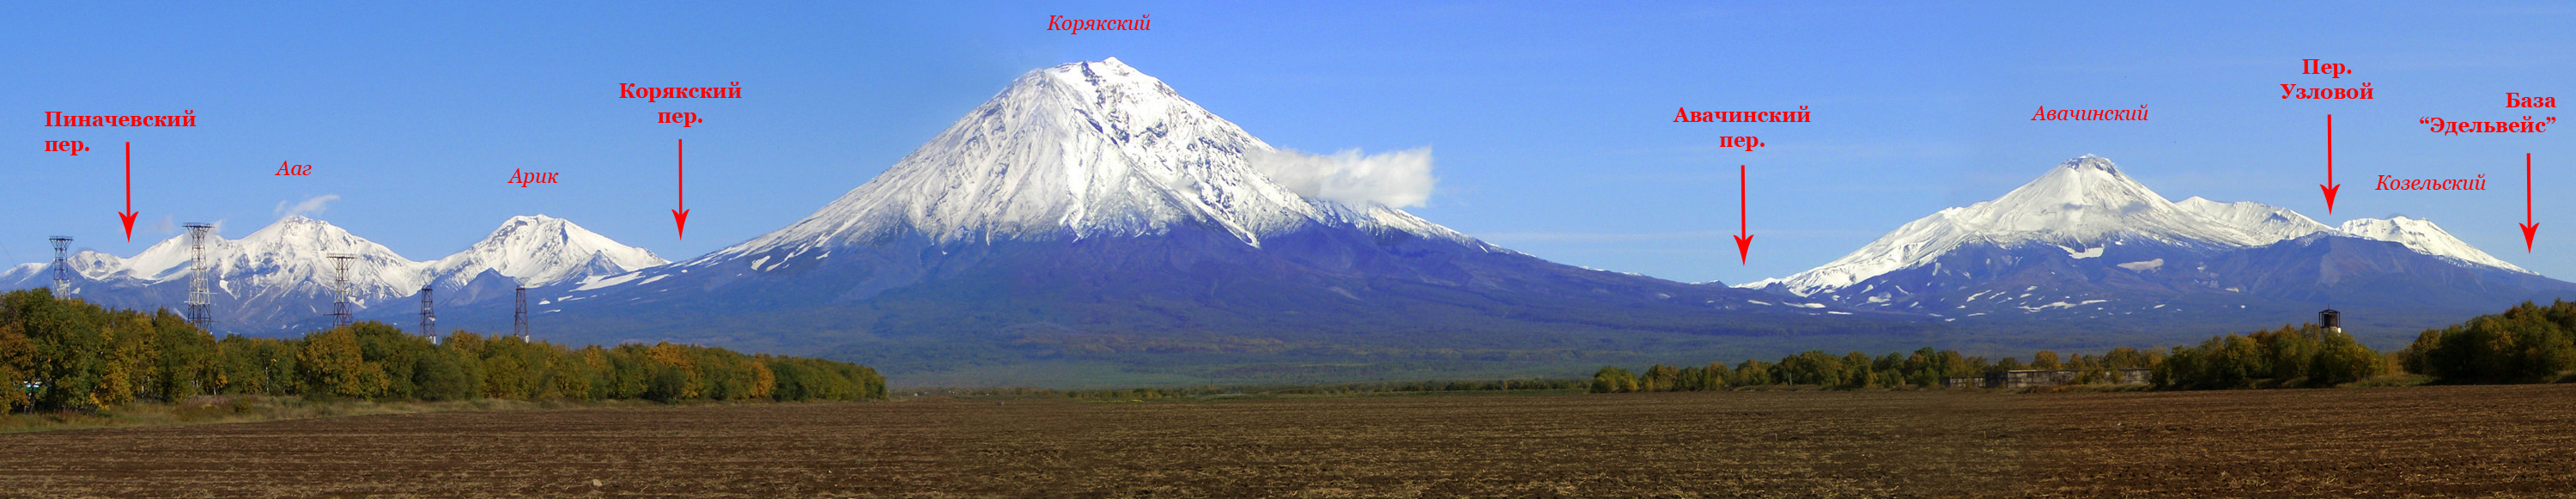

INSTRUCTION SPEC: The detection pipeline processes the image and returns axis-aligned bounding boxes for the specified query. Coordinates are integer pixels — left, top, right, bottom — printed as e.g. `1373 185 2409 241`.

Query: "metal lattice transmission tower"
327 253 356 329
48 236 73 296
512 286 529 340
182 223 216 329
419 285 436 341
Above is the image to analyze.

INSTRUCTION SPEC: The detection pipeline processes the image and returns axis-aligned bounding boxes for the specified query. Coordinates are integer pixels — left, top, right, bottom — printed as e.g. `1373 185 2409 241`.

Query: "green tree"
216 335 297 395
1732 360 1773 386
2403 301 2576 383
1637 364 1681 392
410 347 477 401
1589 366 1638 393
9 289 107 410
0 319 33 411
2030 350 2061 370
149 311 217 402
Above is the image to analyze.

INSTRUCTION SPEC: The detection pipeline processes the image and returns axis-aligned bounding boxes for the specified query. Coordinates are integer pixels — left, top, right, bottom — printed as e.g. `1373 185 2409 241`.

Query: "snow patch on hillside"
2339 216 2527 273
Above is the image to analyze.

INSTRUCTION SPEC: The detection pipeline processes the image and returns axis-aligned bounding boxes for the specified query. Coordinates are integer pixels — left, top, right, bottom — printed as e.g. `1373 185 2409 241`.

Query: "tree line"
1 289 885 412
1060 379 1589 399
2401 300 2576 384
1589 330 2383 393
2151 323 2384 389
1589 346 2166 393
1591 301 2576 393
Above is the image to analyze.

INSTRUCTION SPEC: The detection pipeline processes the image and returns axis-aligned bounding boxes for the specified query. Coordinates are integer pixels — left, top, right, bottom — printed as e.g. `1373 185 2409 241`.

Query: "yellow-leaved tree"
297 328 386 399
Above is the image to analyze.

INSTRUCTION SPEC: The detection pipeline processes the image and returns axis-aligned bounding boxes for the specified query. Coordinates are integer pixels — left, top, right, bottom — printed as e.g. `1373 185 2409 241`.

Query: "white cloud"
275 194 341 220
1247 147 1437 208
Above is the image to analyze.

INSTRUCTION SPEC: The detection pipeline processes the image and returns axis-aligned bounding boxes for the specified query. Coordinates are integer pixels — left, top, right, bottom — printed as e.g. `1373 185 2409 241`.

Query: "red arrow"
1732 164 1754 265
118 142 137 240
2522 153 2538 252
2320 114 2340 214
672 138 690 238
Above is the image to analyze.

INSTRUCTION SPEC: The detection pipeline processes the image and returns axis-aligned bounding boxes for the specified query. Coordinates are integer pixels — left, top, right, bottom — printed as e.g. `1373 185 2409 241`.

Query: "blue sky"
5 2 2572 283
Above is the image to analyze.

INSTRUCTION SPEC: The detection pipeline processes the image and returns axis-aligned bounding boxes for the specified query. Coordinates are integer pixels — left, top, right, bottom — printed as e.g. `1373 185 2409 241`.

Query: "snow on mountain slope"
2338 216 2526 273
696 58 1482 266
0 264 42 289
0 248 127 292
1747 155 2532 295
5 215 664 331
423 215 667 288
2174 197 2336 245
1940 155 2270 246
2174 197 2524 274
171 216 426 305
1747 155 2258 295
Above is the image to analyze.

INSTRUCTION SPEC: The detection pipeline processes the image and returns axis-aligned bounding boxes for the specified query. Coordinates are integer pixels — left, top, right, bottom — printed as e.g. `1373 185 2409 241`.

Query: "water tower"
2318 308 2342 333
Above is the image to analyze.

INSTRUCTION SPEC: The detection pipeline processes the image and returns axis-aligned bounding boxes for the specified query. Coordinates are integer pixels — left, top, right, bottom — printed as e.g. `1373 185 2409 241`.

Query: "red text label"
509 168 559 187
621 82 741 102
1048 15 1150 33
43 140 88 155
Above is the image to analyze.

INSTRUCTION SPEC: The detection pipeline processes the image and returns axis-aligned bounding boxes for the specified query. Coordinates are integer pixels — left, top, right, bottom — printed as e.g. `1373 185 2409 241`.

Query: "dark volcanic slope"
447 224 1935 383
387 59 1944 385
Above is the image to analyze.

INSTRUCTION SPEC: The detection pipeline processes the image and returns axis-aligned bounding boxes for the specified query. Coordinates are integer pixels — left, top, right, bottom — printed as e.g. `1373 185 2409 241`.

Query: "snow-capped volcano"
487 58 1900 381
1738 155 2568 344
114 216 422 301
0 216 431 331
3 215 662 332
2335 216 2525 272
1750 155 2530 297
1935 155 2275 246
701 58 1477 265
423 215 667 289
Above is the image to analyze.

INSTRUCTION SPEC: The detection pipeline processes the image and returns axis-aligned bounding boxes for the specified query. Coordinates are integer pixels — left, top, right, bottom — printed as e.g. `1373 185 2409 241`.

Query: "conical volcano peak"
487 215 580 241
425 214 667 289
1965 155 2195 240
239 215 400 258
501 214 562 228
1015 58 1178 115
2062 155 2120 173
2004 155 2157 208
1749 155 2270 295
708 58 1480 259
1054 57 1157 92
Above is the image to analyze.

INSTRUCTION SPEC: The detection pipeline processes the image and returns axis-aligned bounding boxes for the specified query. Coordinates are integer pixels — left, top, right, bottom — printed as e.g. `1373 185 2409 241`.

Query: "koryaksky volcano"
414 58 1918 383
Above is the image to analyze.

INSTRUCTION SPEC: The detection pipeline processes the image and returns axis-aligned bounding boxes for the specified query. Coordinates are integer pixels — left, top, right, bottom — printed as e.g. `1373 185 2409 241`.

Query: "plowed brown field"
3 384 2571 497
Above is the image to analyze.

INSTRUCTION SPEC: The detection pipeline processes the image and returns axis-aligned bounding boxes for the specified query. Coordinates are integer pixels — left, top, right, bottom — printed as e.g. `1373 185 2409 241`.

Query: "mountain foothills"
1743 155 2576 346
7 59 2569 386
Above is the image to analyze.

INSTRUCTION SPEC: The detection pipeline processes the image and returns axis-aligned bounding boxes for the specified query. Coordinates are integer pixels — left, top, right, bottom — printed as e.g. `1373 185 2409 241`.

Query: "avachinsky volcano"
1745 155 2575 345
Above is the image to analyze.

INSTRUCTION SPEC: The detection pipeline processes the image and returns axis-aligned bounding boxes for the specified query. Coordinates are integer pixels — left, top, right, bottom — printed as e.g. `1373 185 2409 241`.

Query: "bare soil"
1 384 2570 497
